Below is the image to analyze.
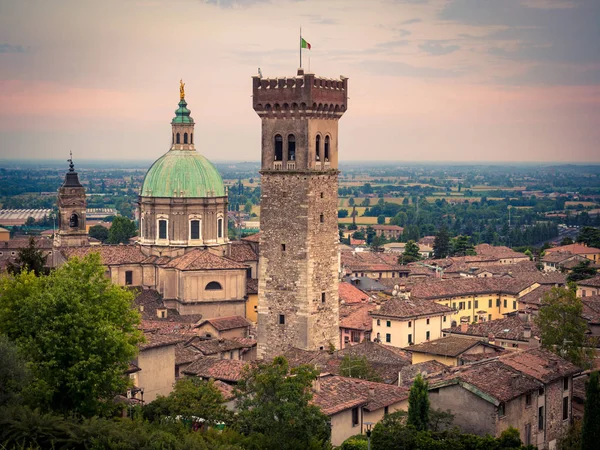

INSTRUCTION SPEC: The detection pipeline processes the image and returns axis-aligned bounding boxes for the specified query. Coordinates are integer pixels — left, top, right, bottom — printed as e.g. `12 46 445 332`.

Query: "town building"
371 224 403 240
371 297 453 347
541 251 590 272
312 374 409 447
545 243 600 264
253 69 347 358
339 302 376 349
577 275 600 297
406 335 504 366
55 156 89 248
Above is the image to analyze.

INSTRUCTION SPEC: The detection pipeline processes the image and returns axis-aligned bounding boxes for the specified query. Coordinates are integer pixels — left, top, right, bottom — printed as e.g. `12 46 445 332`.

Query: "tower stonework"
253 69 348 358
56 157 89 248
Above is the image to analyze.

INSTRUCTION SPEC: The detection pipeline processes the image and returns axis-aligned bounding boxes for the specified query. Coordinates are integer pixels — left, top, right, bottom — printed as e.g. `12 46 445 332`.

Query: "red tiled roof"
372 225 404 232
229 241 258 262
165 249 248 271
213 380 235 401
339 303 376 331
313 374 409 415
542 251 577 263
198 315 251 331
518 285 555 309
241 232 261 243
398 360 447 386
139 332 184 351
474 244 529 260
582 295 600 324
62 245 146 265
175 343 201 366
408 277 536 300
339 282 370 304
579 275 600 288
547 243 600 255
2 237 53 249
443 315 540 342
186 337 251 355
499 347 581 383
372 297 453 320
246 278 258 295
406 336 502 358
182 357 248 382
432 360 542 404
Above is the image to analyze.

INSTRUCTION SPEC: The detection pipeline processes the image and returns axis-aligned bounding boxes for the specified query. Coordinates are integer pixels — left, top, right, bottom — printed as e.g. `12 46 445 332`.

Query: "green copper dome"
172 99 193 124
141 150 225 198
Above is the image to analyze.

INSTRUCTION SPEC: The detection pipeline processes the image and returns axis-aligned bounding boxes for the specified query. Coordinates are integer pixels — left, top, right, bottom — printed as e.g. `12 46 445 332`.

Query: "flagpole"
300 26 302 68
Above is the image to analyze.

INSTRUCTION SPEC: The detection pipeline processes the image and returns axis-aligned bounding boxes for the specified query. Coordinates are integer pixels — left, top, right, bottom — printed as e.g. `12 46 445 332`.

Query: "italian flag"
301 37 311 50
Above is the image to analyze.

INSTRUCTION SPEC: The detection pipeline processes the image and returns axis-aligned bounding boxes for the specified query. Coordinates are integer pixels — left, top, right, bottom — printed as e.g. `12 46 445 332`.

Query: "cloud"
397 29 411 37
0 44 27 54
521 0 576 9
301 14 336 25
376 40 410 49
400 18 422 24
202 0 269 8
499 64 600 86
359 60 460 78
419 40 460 55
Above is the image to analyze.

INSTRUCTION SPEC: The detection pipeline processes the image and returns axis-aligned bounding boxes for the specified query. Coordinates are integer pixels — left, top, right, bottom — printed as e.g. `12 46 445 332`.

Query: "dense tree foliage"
107 216 137 244
339 355 382 382
577 227 600 248
433 226 450 259
234 356 330 450
89 224 110 243
535 286 593 369
407 374 429 431
566 260 597 283
582 372 600 450
0 335 29 407
0 254 143 416
143 378 231 426
6 236 48 276
399 240 421 265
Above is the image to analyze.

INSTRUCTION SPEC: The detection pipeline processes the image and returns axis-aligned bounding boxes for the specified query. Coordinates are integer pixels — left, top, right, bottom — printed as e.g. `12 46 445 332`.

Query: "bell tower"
56 154 89 247
253 69 348 358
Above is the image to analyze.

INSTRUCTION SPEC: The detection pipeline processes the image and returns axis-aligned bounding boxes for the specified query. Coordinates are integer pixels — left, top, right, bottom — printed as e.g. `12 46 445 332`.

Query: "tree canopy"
89 224 110 243
582 371 600 450
566 260 597 283
399 240 421 265
0 253 143 416
534 286 593 369
577 227 600 249
234 356 330 450
6 236 48 276
433 226 450 259
407 374 430 431
107 216 137 244
339 355 381 382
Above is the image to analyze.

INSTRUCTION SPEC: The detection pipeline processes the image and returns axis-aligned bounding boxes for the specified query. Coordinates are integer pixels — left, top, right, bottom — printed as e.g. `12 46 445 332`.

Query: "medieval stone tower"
253 68 348 358
56 156 89 247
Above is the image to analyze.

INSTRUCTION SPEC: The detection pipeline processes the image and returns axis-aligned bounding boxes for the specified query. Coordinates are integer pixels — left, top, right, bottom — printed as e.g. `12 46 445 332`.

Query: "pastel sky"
1 0 599 163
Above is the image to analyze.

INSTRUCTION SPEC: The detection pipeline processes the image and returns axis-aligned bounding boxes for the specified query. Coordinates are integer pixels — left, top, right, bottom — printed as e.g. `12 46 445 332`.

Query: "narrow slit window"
176 133 180 144
279 314 285 325
217 218 223 238
316 135 321 161
184 132 188 144
324 136 330 161
190 220 200 240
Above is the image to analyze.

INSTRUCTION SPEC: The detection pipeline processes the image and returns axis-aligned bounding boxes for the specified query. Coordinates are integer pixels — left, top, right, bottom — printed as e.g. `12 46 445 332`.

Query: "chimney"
488 333 495 344
511 374 520 389
157 308 167 319
523 324 532 339
369 387 375 398
460 317 469 333
312 378 321 393
139 305 144 312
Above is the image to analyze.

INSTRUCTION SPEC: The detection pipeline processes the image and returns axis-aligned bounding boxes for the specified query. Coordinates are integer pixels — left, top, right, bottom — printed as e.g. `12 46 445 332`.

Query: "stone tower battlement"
252 69 348 118
255 68 347 359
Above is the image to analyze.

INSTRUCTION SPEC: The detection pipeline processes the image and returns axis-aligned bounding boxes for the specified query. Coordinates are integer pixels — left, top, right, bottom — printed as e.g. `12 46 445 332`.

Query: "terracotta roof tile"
139 332 184 351
518 285 555 309
182 357 248 382
406 335 502 358
339 303 376 331
443 315 539 342
547 243 600 255
432 360 542 403
339 282 370 304
474 244 529 260
186 336 250 355
372 298 453 319
213 380 235 401
165 249 248 271
175 343 201 365
408 277 536 300
229 241 258 262
246 278 258 295
372 225 404 232
2 237 53 250
399 360 448 387
198 315 251 331
62 245 146 265
582 295 600 324
241 232 261 243
499 347 581 383
579 275 600 288
312 374 409 415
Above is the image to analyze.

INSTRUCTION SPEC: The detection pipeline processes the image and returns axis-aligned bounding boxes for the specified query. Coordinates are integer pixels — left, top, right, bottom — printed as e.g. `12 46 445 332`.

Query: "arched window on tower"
191 133 193 144
217 218 223 239
184 133 188 144
287 134 296 161
190 219 201 240
176 133 181 144
69 213 79 228
274 134 283 161
324 136 330 161
158 219 168 240
315 135 321 161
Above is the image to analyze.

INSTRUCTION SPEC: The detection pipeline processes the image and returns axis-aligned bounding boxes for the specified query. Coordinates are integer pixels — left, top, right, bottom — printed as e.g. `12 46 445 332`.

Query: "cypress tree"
407 374 430 431
582 371 600 450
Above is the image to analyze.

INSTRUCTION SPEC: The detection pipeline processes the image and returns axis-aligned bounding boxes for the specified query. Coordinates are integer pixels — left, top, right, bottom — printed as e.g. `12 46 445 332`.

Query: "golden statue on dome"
179 79 185 100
